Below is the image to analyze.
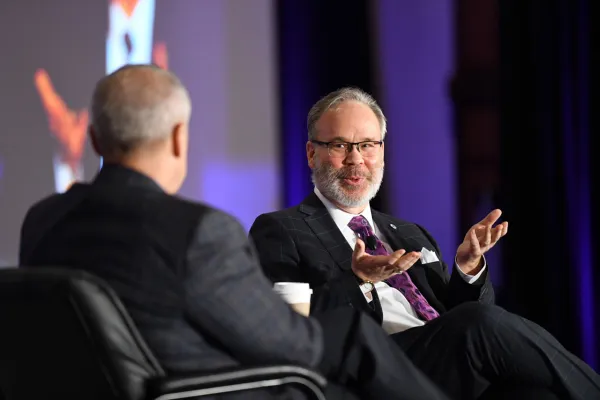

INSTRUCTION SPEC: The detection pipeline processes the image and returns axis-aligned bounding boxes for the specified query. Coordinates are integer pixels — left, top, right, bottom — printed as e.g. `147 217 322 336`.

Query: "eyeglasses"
311 140 383 158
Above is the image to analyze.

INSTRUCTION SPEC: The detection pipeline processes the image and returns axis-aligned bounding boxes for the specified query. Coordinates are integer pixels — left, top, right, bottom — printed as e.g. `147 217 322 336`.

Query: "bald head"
91 64 191 157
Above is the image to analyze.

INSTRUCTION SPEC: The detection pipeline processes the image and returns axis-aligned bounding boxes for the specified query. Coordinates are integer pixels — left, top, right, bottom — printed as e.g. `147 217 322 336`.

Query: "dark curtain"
277 0 385 210
498 0 598 370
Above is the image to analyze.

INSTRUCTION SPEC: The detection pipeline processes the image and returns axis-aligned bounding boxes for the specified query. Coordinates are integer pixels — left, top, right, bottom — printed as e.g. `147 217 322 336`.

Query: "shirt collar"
313 187 374 231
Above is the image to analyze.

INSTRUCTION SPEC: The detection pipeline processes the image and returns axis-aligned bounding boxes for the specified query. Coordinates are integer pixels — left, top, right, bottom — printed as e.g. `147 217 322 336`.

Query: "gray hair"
307 87 387 141
91 64 191 156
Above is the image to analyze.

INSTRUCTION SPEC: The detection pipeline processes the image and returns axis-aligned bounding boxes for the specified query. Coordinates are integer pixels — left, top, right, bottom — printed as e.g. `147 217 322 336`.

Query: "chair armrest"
146 365 327 400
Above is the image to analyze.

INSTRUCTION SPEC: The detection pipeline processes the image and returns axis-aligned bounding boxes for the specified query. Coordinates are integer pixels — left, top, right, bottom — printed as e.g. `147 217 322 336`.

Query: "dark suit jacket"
249 193 495 323
19 165 323 377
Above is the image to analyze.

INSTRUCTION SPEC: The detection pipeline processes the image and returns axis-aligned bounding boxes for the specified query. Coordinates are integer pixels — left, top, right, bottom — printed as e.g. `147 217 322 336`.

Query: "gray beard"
311 160 384 208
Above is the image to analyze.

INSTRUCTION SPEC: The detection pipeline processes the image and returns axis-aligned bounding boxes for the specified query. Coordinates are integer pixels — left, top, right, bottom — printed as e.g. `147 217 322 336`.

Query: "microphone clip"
365 235 378 251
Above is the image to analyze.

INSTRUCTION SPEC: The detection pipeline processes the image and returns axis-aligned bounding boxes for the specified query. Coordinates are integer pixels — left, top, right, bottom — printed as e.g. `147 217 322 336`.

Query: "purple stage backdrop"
159 0 280 230
375 1 458 265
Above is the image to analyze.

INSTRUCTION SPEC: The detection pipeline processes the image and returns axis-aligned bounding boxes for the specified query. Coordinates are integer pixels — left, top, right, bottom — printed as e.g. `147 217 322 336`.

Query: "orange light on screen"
152 42 169 70
113 0 140 17
33 69 88 170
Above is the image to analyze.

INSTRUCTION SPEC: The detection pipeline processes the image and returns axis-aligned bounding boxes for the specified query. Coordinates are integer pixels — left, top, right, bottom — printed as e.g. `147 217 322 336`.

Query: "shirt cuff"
360 283 374 303
454 255 487 284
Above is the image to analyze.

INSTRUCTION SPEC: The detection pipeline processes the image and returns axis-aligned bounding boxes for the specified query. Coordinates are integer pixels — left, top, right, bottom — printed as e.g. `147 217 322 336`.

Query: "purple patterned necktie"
348 215 440 321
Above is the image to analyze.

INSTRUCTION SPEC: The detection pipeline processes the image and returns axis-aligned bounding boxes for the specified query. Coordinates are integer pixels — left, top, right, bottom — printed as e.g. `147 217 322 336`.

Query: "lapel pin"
390 223 397 230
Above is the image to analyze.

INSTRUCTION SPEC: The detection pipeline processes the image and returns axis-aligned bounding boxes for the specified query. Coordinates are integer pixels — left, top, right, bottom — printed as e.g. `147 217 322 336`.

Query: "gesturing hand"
351 238 421 283
456 209 508 275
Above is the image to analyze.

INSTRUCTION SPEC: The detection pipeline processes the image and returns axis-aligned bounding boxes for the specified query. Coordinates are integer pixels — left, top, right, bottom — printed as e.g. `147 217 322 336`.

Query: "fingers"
483 220 508 247
354 245 405 270
469 229 481 253
484 225 492 247
353 248 425 282
387 248 407 265
353 238 366 259
491 225 502 244
480 209 502 226
369 250 406 270
469 210 509 245
494 221 509 241
491 220 508 242
391 251 421 274
353 246 407 281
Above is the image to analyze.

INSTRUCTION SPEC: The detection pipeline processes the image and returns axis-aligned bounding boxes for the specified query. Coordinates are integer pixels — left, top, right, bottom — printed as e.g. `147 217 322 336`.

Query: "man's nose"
344 145 364 164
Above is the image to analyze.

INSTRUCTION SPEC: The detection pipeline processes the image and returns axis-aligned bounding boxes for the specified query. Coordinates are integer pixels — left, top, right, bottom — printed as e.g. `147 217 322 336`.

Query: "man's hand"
456 209 508 275
351 238 421 283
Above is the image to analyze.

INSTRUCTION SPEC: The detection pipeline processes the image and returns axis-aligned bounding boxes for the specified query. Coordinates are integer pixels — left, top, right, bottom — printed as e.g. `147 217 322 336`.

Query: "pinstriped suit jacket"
249 193 495 323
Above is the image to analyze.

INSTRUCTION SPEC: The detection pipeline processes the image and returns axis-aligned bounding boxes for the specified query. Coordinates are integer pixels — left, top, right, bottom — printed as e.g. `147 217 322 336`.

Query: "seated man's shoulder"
26 193 65 216
22 183 91 227
251 205 305 230
171 195 247 235
166 194 212 216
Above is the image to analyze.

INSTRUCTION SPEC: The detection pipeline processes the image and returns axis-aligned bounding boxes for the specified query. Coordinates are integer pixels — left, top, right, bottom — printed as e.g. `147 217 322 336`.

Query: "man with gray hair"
18 66 455 400
250 87 600 399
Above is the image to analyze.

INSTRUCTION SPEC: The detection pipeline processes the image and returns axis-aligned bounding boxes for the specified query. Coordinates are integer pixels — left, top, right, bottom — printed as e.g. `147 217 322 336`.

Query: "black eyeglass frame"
310 140 384 157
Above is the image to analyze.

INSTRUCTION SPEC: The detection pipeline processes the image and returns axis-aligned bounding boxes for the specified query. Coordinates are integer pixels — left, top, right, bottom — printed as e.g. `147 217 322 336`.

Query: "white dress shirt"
314 188 486 334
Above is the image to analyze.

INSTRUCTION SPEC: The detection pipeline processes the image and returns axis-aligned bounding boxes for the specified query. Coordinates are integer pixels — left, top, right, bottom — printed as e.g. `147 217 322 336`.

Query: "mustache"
335 167 371 179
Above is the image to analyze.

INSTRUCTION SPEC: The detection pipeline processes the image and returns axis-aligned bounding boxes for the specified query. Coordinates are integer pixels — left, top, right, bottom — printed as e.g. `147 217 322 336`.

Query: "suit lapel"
373 212 411 253
299 193 353 272
373 211 445 313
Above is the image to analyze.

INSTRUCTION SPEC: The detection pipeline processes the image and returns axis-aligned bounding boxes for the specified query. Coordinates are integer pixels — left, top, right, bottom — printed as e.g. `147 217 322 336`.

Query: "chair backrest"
0 267 165 400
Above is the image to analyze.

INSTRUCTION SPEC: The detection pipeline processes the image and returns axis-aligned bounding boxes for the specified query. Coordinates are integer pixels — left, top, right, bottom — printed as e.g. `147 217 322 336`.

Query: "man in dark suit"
18 65 454 400
249 87 600 400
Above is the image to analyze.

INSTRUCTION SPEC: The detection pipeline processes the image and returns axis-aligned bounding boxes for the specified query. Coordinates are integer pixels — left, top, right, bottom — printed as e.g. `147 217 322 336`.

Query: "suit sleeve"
183 209 323 368
416 224 495 308
249 213 370 316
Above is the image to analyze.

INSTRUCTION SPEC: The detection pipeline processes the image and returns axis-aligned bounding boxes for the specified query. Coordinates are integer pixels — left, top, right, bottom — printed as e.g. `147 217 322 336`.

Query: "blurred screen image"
0 0 279 267
34 0 163 190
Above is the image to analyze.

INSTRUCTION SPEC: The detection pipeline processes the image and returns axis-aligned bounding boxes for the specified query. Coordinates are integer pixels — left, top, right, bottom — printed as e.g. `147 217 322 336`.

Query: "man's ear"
89 126 101 156
306 141 316 168
171 123 185 158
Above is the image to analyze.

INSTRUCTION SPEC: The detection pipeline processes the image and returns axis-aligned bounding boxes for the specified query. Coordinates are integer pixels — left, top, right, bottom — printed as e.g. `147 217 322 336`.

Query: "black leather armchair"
0 268 327 400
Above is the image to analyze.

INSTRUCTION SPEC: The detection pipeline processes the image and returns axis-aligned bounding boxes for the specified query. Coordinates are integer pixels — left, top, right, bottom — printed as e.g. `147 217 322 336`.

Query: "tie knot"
348 215 374 237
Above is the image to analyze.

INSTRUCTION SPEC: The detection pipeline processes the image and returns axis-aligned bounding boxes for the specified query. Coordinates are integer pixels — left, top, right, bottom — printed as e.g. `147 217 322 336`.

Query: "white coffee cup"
273 282 312 316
